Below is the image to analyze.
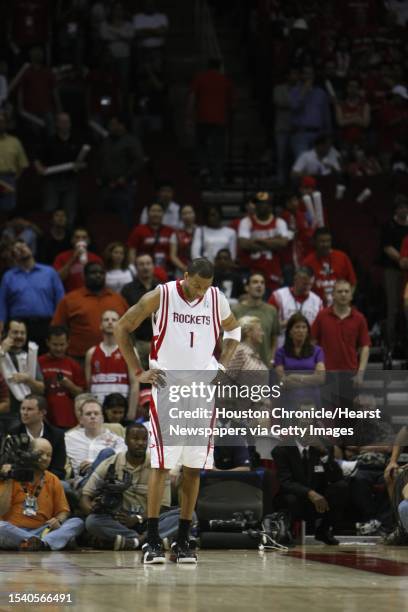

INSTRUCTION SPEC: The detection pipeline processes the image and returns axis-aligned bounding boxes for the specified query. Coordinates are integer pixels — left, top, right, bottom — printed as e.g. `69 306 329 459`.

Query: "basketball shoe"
141 541 166 564
169 540 197 564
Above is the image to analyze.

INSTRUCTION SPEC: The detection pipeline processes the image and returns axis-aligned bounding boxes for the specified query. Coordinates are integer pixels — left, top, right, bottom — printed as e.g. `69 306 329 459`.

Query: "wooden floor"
0 544 407 612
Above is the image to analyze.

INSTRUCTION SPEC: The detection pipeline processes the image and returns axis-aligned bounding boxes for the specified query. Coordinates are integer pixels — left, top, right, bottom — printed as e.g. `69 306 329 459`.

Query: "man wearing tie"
272 431 348 544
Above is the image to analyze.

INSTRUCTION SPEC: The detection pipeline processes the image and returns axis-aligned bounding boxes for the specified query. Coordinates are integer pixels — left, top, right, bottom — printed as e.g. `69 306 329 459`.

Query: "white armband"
223 327 241 342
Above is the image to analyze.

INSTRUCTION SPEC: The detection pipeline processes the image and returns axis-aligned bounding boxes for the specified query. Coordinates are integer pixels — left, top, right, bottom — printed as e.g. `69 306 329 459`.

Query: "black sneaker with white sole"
169 540 197 564
141 541 166 564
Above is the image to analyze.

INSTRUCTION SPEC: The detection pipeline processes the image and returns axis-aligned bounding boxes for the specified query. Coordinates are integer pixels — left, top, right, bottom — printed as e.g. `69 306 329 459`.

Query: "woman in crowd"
226 315 269 442
274 312 325 408
102 392 129 426
226 315 278 514
103 241 134 293
191 205 236 263
228 315 268 373
169 204 197 275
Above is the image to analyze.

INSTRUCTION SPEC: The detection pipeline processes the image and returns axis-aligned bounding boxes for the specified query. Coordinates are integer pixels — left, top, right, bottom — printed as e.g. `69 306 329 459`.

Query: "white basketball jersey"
273 287 322 347
150 280 228 371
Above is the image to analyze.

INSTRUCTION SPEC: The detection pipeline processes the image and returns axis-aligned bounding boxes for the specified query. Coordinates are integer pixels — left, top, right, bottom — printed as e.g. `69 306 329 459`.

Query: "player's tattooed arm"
114 288 165 385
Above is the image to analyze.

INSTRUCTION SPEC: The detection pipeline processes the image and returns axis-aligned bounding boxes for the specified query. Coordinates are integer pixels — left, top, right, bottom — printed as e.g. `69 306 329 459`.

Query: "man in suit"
272 435 348 544
10 394 66 480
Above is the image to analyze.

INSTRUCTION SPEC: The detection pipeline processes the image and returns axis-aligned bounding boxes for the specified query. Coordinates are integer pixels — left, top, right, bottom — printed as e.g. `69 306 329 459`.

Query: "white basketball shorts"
149 384 215 470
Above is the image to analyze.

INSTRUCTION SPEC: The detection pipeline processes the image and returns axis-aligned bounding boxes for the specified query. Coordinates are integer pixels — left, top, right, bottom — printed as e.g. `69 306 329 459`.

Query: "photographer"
0 438 83 550
81 423 173 551
10 395 66 481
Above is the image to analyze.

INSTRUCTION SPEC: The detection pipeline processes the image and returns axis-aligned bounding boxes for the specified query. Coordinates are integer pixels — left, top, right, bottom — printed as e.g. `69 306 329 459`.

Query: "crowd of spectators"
248 0 408 183
0 0 407 552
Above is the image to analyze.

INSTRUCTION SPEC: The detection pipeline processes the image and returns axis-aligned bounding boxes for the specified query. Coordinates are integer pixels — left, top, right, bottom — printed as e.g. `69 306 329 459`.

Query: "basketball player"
115 258 241 564
85 310 138 419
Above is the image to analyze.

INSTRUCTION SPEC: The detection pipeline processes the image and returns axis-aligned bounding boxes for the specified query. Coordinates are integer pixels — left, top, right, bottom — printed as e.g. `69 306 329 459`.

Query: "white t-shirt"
292 147 341 176
105 268 134 293
238 216 290 240
140 201 180 229
191 226 237 262
65 427 127 477
133 12 169 48
271 286 323 347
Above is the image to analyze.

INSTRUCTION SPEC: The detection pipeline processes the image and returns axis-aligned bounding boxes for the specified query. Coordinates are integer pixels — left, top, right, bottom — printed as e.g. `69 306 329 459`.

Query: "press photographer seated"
80 423 174 551
10 395 66 480
0 438 83 550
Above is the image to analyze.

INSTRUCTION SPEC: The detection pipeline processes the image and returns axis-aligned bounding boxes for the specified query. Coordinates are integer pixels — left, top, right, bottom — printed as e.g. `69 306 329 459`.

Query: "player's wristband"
218 363 226 373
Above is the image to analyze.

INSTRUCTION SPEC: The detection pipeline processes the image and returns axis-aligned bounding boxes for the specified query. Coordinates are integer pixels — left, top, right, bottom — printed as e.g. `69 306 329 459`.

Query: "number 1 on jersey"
190 331 194 347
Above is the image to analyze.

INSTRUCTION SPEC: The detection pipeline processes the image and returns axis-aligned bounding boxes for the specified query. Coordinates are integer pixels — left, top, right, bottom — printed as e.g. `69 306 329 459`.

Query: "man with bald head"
0 438 83 550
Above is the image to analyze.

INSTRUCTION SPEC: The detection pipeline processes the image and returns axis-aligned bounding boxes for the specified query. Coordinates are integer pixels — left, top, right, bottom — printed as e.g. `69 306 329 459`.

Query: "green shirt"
233 302 279 365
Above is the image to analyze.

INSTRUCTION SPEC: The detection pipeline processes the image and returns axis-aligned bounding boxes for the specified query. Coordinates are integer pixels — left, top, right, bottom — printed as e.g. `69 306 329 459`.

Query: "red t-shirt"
400 236 408 258
20 65 56 115
190 69 234 125
39 354 85 428
339 99 367 144
302 249 357 306
378 102 408 153
312 306 371 371
280 208 314 267
90 344 129 401
171 229 193 266
127 224 174 268
53 250 103 293
229 218 241 232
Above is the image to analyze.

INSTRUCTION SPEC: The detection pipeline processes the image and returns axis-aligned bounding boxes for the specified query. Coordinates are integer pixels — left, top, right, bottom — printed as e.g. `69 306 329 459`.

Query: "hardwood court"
0 544 407 612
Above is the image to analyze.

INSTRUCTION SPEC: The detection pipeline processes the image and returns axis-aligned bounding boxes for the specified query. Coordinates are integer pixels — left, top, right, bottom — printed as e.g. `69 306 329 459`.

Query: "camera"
209 511 259 533
0 434 41 482
92 462 133 515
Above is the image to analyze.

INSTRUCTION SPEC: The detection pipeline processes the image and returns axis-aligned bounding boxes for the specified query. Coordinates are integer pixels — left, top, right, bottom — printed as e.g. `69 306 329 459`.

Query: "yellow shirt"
0 134 29 175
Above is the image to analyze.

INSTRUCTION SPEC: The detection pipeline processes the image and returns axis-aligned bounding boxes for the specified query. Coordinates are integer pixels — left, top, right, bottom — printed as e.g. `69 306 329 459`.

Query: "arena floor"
0 544 407 612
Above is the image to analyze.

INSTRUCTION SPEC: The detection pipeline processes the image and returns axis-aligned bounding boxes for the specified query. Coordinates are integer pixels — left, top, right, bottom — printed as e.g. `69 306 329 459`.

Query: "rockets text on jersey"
150 280 223 371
